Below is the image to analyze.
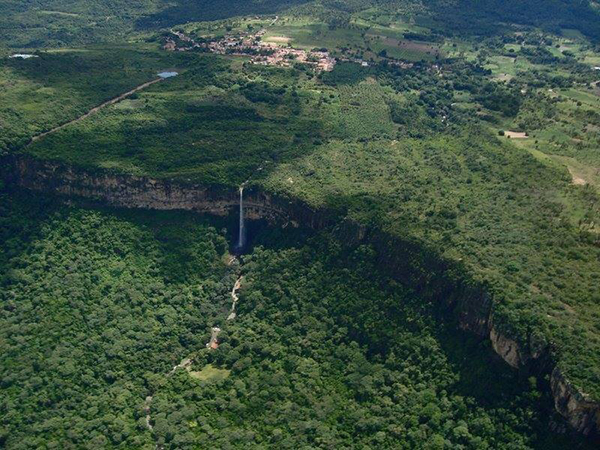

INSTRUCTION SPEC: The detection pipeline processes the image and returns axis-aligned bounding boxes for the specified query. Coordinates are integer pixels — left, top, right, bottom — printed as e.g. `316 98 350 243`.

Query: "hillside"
0 190 589 448
1 0 600 447
2 0 600 47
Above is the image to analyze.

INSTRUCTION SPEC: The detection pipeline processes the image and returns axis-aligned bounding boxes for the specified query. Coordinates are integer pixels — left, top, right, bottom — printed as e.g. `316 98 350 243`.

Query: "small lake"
9 54 38 59
157 71 178 78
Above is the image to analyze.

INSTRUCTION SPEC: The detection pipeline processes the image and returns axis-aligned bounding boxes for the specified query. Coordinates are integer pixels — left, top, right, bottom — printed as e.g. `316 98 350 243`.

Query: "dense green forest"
17 41 600 406
5 1 600 418
0 191 233 448
0 190 591 448
2 0 600 446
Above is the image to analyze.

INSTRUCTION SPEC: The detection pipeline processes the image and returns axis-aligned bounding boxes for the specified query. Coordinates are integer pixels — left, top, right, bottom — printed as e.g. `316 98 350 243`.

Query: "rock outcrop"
552 368 600 436
3 154 599 438
490 326 522 368
6 155 334 228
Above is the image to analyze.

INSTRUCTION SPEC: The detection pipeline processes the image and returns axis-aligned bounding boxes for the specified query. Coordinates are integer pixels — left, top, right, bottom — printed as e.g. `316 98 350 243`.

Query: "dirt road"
30 78 163 144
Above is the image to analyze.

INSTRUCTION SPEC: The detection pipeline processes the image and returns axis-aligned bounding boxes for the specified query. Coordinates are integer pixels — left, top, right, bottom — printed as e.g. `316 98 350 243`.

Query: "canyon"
3 154 599 438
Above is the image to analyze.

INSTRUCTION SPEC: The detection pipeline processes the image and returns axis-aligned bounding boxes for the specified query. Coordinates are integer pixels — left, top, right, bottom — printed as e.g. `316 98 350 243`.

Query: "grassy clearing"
550 155 600 187
265 22 366 51
484 55 536 77
261 17 440 61
189 364 231 381
561 28 587 41
38 10 80 17
560 88 600 107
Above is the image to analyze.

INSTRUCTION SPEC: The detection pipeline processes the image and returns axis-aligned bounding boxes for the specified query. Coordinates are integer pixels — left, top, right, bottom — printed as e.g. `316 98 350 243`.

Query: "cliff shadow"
0 188 64 281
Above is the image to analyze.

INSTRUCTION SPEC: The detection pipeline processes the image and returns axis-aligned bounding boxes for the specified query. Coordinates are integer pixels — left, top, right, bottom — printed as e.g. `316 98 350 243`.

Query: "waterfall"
237 186 245 250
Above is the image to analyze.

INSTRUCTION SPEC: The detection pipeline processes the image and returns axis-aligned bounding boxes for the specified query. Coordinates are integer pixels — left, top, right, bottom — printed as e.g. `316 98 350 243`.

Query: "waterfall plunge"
237 186 245 250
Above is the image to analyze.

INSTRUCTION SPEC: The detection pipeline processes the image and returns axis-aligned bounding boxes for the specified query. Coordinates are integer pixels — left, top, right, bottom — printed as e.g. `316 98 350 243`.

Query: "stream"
227 276 243 321
144 265 244 436
142 180 253 441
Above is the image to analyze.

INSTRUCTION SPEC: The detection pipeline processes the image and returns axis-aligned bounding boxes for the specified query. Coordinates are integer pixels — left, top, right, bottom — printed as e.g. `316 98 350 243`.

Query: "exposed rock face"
490 326 522 368
6 155 334 228
552 368 600 436
3 154 599 438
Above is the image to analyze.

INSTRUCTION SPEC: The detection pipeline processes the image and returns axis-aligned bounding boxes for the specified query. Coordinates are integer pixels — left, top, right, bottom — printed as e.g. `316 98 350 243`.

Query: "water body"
9 54 38 59
157 71 178 78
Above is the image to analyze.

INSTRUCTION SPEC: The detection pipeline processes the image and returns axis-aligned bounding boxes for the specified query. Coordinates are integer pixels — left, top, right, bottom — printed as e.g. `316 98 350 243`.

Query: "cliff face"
552 368 600 436
7 156 335 228
4 155 599 438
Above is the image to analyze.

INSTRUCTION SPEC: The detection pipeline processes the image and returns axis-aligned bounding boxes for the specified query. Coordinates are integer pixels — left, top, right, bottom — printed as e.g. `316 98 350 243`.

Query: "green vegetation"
1 190 592 448
22 57 327 185
2 0 600 445
188 364 231 381
9 5 600 404
0 45 193 154
0 0 308 48
0 190 235 448
262 128 600 399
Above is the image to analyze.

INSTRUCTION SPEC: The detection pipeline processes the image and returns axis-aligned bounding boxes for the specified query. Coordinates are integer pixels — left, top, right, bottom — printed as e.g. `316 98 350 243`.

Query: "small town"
163 28 336 72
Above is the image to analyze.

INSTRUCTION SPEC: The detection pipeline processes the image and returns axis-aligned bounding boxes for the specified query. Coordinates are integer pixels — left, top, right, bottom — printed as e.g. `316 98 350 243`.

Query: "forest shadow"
23 59 327 187
136 0 310 30
435 325 593 449
422 0 600 43
1 46 189 100
435 325 530 405
237 193 593 448
93 206 234 285
0 189 63 280
0 185 231 286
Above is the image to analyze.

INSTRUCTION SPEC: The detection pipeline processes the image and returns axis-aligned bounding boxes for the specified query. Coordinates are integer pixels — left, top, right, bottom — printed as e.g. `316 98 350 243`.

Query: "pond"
157 71 178 78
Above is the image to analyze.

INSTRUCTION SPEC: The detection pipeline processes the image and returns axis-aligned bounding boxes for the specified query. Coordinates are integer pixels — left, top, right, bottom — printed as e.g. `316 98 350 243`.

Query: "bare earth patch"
39 10 80 17
495 73 513 82
551 155 598 187
568 168 587 185
504 131 529 139
265 36 291 44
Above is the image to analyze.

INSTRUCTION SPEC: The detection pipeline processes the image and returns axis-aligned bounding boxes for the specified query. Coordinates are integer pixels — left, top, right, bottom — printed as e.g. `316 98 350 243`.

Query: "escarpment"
6 155 334 228
3 154 599 438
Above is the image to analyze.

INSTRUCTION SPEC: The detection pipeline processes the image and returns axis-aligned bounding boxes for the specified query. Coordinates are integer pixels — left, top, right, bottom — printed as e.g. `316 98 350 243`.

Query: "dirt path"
29 78 163 144
145 270 242 439
167 357 193 376
228 276 243 321
144 396 153 431
568 167 587 185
